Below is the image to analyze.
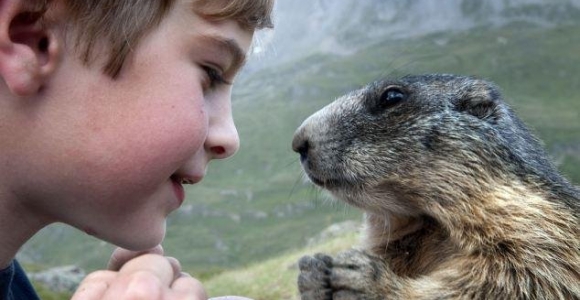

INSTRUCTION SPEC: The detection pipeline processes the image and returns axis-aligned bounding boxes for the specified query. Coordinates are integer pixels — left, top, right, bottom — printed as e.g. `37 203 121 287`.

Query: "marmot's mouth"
305 173 346 190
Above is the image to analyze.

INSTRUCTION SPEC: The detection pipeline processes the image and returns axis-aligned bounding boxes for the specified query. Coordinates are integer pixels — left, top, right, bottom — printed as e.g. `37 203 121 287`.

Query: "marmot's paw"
298 250 386 300
297 254 333 300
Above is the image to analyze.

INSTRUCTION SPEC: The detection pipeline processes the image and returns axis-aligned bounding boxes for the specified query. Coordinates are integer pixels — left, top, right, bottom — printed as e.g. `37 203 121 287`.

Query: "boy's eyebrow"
199 35 248 72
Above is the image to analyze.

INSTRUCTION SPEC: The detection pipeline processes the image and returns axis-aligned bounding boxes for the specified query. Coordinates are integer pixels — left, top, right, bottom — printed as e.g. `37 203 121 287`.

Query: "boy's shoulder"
0 260 39 300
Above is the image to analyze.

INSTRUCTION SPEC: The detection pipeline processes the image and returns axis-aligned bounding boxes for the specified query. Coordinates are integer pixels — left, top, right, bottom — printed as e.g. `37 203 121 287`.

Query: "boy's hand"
72 247 207 300
106 246 165 271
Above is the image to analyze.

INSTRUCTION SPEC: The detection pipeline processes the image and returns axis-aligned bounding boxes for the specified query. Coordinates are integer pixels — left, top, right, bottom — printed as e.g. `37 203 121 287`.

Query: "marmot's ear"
452 80 503 122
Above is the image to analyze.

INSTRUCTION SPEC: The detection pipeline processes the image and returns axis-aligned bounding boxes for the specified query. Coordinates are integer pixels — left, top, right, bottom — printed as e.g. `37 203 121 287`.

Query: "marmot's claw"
298 254 332 300
298 250 386 300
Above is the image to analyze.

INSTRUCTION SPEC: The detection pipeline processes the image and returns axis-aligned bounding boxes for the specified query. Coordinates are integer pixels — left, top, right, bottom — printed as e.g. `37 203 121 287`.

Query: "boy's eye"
202 66 231 90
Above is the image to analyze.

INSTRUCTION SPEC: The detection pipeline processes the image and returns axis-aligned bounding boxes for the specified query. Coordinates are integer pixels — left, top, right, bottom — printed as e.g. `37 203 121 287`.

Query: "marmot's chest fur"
294 74 579 300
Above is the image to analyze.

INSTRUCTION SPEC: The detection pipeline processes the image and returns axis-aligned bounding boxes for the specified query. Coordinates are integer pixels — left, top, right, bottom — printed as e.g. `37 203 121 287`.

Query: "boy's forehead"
162 2 250 53
186 0 274 30
178 1 254 48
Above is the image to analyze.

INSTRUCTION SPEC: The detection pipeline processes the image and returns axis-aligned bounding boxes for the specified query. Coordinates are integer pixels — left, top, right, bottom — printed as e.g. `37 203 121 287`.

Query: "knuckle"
121 271 164 299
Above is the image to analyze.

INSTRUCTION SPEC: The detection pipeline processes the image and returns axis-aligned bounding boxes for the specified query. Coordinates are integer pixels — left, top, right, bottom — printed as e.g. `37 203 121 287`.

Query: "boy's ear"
0 0 60 97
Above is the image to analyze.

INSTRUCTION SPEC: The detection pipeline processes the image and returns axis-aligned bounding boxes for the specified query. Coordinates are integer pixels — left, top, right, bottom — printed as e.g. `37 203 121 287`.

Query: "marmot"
292 74 580 299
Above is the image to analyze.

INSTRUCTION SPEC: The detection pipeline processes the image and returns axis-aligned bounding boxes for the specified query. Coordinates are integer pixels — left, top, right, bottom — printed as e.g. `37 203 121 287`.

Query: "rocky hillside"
253 0 580 68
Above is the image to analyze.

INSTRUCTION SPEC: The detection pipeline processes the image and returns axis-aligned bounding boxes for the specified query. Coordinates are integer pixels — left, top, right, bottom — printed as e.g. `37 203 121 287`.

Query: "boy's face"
12 1 251 250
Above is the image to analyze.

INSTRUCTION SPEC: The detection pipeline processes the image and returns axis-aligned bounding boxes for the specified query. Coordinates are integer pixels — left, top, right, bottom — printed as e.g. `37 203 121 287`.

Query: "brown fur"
293 74 580 299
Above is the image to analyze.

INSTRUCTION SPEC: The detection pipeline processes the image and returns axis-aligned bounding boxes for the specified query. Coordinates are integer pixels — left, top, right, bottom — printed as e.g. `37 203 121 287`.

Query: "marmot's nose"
292 131 310 163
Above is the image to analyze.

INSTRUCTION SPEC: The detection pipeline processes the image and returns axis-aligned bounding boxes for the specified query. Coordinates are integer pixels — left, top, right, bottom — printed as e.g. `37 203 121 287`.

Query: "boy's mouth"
171 174 203 185
170 174 203 205
170 176 186 205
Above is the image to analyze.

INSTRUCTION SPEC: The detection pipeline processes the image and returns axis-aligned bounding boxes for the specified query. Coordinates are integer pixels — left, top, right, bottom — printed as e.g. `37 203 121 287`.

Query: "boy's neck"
0 191 49 269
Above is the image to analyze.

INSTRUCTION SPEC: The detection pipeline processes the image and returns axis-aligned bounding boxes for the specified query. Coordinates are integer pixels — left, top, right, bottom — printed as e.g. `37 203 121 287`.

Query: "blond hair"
36 0 274 77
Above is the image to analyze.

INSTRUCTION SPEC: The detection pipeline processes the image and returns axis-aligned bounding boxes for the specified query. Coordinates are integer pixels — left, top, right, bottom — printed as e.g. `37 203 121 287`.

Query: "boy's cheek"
20 126 202 207
82 109 207 172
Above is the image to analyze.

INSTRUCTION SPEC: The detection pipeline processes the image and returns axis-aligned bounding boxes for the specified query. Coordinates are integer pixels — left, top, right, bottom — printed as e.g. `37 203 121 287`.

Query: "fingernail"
179 272 192 278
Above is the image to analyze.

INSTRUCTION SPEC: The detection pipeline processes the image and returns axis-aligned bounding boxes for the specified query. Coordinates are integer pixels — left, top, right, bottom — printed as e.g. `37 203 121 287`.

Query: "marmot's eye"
379 86 406 109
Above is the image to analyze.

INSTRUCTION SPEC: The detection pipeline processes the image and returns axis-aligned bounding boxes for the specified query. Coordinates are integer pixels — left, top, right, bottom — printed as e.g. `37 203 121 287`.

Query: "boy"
0 0 274 299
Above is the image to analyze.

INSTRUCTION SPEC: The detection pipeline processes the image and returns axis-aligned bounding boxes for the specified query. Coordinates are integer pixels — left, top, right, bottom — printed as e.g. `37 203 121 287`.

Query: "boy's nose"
206 112 240 160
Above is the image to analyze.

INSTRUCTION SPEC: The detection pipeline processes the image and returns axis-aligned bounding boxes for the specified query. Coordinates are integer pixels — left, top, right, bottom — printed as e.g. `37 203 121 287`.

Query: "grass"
203 231 360 300
33 284 72 300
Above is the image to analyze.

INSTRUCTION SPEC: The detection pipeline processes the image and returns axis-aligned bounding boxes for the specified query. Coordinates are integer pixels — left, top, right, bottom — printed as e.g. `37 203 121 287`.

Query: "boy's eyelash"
203 66 231 89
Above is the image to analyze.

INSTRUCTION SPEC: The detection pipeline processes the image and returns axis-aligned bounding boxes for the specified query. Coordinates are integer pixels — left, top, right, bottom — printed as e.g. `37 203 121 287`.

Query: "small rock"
29 265 86 293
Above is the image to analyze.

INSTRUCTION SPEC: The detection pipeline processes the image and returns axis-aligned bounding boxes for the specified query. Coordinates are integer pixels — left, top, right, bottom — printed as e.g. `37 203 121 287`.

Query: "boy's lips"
170 174 203 205
171 179 185 205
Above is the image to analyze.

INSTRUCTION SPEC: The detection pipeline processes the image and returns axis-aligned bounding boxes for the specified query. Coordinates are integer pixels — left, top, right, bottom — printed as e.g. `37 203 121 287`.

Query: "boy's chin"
109 225 167 252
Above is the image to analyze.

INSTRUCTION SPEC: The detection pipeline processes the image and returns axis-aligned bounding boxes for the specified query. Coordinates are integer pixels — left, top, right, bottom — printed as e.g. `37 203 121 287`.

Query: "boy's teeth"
180 178 193 184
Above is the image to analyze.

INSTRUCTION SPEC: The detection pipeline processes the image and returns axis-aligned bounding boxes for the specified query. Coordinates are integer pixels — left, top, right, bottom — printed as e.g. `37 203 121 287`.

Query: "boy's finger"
165 256 183 280
171 275 207 299
117 253 175 286
107 245 164 270
71 270 116 300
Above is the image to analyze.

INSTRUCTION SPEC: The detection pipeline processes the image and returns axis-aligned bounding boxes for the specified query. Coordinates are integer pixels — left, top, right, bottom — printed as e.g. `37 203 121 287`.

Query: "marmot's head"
292 74 560 216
